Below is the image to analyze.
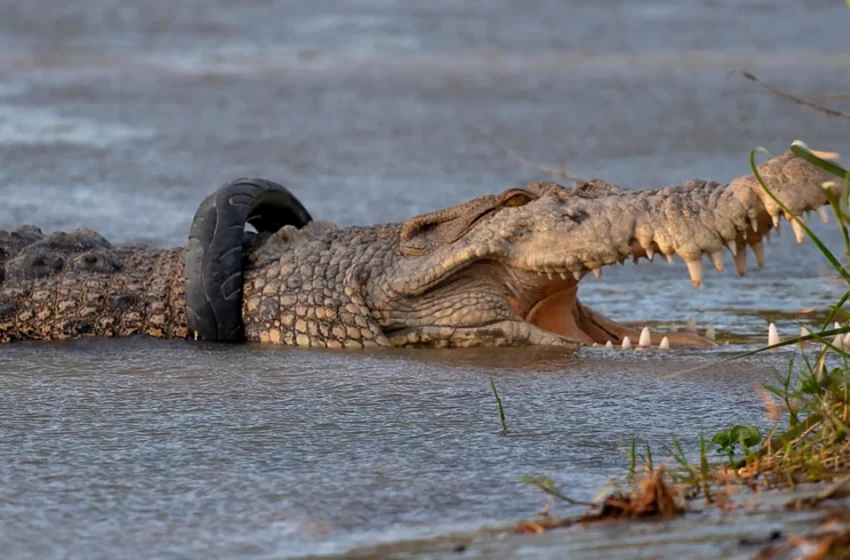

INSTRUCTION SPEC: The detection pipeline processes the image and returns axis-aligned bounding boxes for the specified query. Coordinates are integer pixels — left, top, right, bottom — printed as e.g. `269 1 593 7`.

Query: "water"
1 1 849 558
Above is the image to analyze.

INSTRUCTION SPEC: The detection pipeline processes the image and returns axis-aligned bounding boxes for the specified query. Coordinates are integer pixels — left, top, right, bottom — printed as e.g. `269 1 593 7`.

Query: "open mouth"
497 257 716 348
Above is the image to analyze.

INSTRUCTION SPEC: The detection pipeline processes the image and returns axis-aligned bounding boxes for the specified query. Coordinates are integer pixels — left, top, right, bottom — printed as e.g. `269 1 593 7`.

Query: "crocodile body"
0 151 839 348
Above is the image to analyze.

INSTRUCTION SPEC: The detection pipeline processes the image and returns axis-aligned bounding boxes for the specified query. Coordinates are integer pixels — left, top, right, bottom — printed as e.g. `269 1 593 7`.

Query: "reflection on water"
1 0 850 557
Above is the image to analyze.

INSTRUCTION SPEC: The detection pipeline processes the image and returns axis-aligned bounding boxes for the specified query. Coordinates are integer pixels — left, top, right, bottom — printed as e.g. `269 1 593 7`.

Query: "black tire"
185 178 312 342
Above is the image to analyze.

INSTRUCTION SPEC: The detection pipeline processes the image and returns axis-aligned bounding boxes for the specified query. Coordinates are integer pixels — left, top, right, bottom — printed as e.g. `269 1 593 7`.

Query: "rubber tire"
185 178 312 342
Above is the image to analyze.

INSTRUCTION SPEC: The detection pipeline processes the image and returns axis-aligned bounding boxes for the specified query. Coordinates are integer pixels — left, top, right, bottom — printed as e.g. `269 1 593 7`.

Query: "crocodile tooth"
706 325 716 341
733 247 747 276
558 271 567 280
666 253 674 264
686 316 697 333
768 323 779 348
638 327 651 347
835 322 842 331
833 333 844 352
592 267 602 280
573 271 582 281
622 336 632 349
710 251 723 273
799 325 811 349
726 240 737 257
751 240 765 268
751 218 758 233
547 271 553 280
790 216 805 244
605 340 613 348
632 254 640 265
646 248 655 261
742 229 748 241
659 336 670 350
537 271 544 276
843 332 850 348
771 215 781 236
685 259 703 287
817 207 830 224
669 324 679 333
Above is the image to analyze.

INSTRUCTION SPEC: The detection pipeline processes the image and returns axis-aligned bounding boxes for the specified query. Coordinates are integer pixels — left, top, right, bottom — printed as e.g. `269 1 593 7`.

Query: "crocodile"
0 149 840 349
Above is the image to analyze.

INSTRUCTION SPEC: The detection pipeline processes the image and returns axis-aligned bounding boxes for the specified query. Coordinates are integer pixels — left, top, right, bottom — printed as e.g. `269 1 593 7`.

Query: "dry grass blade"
733 71 850 119
469 126 587 183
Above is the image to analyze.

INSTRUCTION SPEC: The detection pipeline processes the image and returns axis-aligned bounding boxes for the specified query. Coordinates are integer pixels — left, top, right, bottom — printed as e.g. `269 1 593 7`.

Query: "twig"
523 477 600 508
733 71 850 119
469 126 587 183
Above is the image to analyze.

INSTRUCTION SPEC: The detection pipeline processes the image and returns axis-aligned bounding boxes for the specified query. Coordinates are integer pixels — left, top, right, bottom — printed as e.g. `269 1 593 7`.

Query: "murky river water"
1 1 850 558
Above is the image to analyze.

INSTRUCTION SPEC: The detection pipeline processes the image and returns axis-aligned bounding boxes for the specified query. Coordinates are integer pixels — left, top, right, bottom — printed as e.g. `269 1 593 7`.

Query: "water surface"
1 0 849 557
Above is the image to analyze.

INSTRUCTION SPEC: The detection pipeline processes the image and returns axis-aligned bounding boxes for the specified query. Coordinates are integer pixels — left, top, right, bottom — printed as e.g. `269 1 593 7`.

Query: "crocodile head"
376 150 839 348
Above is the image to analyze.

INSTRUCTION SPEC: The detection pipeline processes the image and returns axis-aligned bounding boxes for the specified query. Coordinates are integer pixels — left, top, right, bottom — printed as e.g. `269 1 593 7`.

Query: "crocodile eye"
501 191 534 207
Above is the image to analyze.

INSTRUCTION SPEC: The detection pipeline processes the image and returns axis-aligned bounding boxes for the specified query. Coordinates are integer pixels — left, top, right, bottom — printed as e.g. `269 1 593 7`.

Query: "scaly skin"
0 151 839 348
0 227 187 343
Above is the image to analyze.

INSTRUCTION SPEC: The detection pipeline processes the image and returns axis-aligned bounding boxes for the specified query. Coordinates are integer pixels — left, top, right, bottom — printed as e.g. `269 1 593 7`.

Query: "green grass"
490 376 509 436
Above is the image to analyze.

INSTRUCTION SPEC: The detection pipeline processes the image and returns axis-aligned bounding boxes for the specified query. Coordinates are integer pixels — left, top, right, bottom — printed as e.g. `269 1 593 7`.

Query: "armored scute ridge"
0 150 841 348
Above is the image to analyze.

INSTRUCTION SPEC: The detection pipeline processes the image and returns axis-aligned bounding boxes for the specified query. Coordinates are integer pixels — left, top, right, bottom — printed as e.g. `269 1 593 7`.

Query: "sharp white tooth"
843 332 850 348
622 336 632 349
685 259 703 287
742 229 747 241
592 267 602 280
799 325 811 349
751 218 758 233
772 215 781 229
646 248 655 261
638 327 651 347
817 207 830 224
547 271 553 280
538 271 544 276
751 240 765 268
573 271 583 281
710 251 723 273
768 323 779 348
666 253 674 264
833 333 844 352
706 325 716 341
592 342 599 346
733 247 747 276
659 336 670 350
791 216 805 244
726 240 737 257
605 340 613 348
687 316 697 333
669 324 679 333
835 322 842 331
558 271 567 280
